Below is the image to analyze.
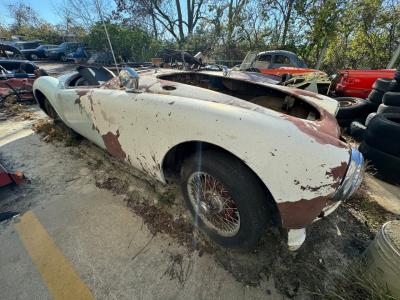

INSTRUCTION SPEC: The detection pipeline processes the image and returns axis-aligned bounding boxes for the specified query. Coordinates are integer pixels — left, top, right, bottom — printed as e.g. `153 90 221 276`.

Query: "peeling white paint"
33 70 351 229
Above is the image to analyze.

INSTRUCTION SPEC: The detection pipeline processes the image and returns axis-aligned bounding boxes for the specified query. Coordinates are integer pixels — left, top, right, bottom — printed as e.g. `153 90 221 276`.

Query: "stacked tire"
336 76 399 128
359 114 400 185
335 97 378 128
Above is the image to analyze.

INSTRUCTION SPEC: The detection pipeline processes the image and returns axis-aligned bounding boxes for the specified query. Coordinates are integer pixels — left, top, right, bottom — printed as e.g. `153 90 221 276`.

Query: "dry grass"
33 119 80 146
311 259 396 300
344 182 396 231
306 184 398 299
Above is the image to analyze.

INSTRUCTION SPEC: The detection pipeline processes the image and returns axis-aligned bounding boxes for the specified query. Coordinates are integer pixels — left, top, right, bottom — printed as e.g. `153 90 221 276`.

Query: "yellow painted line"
14 211 94 300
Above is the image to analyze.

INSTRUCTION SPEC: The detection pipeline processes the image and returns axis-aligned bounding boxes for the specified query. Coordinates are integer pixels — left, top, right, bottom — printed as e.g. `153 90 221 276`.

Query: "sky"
1 0 68 25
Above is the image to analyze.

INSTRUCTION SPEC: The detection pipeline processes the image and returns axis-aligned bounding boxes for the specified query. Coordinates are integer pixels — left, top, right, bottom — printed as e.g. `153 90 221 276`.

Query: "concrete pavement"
0 112 281 300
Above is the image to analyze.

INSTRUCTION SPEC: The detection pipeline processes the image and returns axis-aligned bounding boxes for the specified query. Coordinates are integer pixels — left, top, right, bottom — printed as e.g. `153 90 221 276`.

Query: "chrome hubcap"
187 171 240 237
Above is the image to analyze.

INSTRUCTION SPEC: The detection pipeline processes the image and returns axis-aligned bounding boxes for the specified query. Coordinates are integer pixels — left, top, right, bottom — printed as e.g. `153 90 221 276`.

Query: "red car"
334 69 396 98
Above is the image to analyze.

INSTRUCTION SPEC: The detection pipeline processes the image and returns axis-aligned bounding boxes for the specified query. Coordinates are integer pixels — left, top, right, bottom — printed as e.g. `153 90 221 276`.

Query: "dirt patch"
85 141 397 298
344 182 396 230
0 95 36 121
33 119 80 146
161 253 193 287
94 174 210 252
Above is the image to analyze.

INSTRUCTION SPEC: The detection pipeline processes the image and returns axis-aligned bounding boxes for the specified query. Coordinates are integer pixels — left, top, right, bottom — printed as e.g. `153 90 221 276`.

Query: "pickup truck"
334 69 396 98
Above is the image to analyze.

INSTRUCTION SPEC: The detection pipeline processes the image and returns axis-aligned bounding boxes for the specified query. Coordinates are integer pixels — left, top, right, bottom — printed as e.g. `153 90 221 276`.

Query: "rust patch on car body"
283 114 347 149
326 161 348 188
102 130 126 160
300 183 332 192
74 89 90 105
277 196 331 229
289 89 319 97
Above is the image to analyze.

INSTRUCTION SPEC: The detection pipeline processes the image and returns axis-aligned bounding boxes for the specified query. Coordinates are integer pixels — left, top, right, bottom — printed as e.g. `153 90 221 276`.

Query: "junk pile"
334 66 400 184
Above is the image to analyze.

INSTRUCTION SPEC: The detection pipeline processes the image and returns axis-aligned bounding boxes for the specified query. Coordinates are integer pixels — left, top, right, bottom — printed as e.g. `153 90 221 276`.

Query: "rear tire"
359 142 400 185
350 121 366 141
43 98 61 121
180 150 272 250
377 104 400 114
365 113 376 126
336 98 378 127
382 92 400 107
365 114 400 157
372 78 392 93
367 89 385 104
388 80 400 92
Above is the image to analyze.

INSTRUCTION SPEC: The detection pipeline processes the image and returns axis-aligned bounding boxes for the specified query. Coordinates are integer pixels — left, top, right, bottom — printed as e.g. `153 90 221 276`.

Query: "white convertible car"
33 66 364 250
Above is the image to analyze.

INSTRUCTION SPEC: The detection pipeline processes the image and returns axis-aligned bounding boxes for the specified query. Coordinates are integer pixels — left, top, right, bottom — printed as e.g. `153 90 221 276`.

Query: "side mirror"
119 67 139 91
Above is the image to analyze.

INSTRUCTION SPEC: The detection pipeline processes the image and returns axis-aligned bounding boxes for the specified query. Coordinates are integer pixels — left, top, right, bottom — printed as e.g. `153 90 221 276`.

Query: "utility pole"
387 44 400 69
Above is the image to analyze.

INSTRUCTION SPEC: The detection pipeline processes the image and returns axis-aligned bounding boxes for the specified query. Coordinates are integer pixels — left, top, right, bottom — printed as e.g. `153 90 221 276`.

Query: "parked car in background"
334 69 396 98
0 43 25 59
0 43 38 74
22 44 58 60
46 42 83 62
1 43 47 103
239 50 326 76
14 40 41 51
233 51 331 94
67 46 91 63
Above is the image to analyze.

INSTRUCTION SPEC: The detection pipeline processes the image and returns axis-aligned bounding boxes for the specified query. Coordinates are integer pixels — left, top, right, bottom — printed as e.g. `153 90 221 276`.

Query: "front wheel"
60 54 67 62
30 53 38 60
43 98 62 122
180 150 272 250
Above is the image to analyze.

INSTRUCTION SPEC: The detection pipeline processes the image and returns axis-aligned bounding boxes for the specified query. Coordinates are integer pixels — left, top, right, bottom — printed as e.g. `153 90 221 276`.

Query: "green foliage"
85 22 156 61
323 0 400 71
2 0 399 71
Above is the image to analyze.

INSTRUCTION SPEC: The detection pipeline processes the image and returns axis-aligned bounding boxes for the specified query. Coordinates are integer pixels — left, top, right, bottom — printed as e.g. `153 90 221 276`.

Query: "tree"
113 0 207 47
86 22 156 61
54 0 112 30
7 1 42 32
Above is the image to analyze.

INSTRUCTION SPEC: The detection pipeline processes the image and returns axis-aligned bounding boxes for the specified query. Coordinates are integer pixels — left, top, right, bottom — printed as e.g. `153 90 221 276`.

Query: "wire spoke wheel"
187 171 240 237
